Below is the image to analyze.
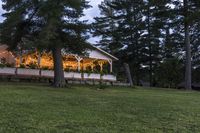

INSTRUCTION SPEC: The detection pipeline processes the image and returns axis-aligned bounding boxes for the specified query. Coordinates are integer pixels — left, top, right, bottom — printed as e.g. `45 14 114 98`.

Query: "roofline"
1 44 119 61
90 45 119 61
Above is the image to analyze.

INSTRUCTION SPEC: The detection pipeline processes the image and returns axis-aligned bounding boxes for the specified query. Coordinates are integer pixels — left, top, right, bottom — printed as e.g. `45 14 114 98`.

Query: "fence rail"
0 67 117 82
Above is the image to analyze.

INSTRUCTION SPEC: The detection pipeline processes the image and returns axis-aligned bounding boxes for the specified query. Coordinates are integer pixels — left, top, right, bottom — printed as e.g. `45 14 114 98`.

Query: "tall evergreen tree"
169 0 200 89
0 0 90 87
93 0 147 85
112 0 146 84
93 0 122 55
183 0 192 90
93 0 200 88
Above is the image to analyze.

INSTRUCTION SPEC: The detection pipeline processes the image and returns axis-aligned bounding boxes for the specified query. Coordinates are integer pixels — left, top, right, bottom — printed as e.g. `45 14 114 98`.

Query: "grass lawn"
0 83 199 133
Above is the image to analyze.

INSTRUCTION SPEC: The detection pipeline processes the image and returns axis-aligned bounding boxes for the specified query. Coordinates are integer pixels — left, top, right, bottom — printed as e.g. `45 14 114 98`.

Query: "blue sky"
82 0 103 43
82 0 103 22
0 1 4 22
0 0 103 43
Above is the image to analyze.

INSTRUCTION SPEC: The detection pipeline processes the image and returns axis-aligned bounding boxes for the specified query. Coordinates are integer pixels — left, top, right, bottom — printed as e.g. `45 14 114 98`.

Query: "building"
0 45 118 81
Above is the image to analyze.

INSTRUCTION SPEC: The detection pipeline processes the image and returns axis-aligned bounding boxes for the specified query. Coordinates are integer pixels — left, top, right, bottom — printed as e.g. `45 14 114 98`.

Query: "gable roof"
0 44 119 61
0 45 8 51
91 45 119 61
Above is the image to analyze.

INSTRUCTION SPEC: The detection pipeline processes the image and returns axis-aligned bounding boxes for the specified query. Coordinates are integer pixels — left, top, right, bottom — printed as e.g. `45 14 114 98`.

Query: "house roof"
0 44 119 61
0 45 8 50
91 45 119 61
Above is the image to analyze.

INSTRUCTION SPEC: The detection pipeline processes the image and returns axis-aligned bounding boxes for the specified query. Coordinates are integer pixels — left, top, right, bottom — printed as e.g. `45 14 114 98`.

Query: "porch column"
19 54 22 65
108 60 113 73
75 56 83 72
91 63 94 72
78 59 81 71
100 62 103 72
38 53 41 68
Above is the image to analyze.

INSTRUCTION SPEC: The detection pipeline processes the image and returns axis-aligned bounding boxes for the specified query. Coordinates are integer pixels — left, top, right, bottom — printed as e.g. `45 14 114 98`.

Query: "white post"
91 63 94 72
108 60 113 73
91 59 97 72
78 60 81 71
38 53 41 68
100 62 103 72
75 55 83 72
110 62 113 73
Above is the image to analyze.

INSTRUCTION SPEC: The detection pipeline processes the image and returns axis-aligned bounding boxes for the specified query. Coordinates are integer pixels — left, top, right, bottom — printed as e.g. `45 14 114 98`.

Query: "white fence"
17 68 40 76
0 67 117 81
64 72 82 79
83 73 101 80
0 68 16 75
41 70 54 77
102 75 117 81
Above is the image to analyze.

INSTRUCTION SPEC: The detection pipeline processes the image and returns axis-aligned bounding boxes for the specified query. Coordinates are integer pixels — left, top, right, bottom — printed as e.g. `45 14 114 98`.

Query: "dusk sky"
0 0 104 43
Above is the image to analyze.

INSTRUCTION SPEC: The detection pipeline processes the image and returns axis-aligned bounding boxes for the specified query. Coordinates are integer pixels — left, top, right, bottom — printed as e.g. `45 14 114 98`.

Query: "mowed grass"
0 83 199 133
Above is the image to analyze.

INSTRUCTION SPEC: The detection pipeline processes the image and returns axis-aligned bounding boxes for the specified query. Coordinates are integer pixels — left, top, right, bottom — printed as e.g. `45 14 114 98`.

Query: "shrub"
64 68 71 72
19 64 26 68
28 62 38 69
0 64 6 68
5 63 15 68
41 66 50 70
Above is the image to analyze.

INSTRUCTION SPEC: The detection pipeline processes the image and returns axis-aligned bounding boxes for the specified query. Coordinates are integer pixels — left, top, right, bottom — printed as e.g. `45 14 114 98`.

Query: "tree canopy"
93 0 200 88
0 0 90 87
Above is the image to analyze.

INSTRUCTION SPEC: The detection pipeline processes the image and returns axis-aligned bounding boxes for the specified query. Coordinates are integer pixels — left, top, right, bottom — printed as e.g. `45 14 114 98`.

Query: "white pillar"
100 62 103 72
91 64 94 72
108 60 113 73
75 55 83 72
38 53 41 68
110 62 113 73
78 60 81 71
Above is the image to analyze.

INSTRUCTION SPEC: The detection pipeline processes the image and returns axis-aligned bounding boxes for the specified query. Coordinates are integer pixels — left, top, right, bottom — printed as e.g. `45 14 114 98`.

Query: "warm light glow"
16 51 110 72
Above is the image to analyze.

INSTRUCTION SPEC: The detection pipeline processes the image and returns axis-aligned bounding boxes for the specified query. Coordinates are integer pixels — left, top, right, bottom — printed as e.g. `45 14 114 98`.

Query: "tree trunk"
147 3 153 87
124 63 134 87
133 8 140 86
52 45 66 87
184 0 192 90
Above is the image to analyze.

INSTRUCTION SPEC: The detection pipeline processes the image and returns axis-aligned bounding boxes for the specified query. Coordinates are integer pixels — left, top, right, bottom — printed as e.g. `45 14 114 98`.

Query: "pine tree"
183 0 192 90
93 0 122 55
93 0 147 85
142 0 169 86
169 0 200 90
0 0 90 87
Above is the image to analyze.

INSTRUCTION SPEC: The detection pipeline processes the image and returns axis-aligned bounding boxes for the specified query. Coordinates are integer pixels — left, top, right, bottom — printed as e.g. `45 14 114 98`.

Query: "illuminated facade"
0 45 118 74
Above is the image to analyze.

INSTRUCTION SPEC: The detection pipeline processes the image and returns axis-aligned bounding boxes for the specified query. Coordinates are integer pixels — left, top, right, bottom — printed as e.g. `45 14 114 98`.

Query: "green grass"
0 83 199 133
